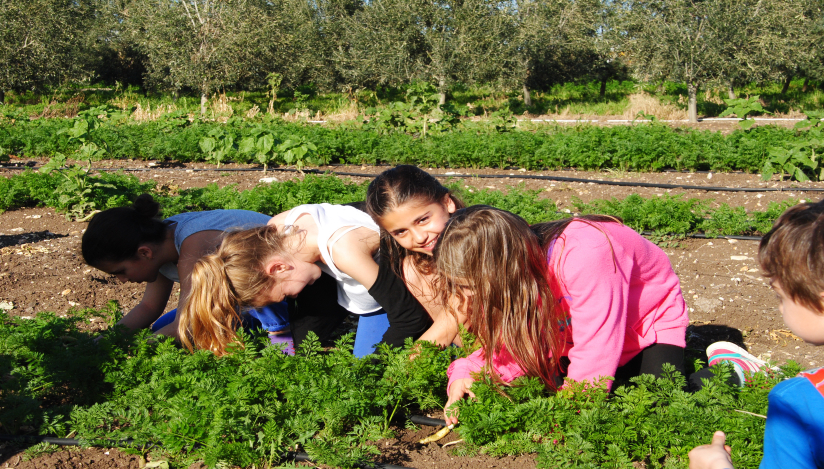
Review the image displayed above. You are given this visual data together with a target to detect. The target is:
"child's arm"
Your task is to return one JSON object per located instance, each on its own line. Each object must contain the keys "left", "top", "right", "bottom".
{"left": 688, "top": 431, "right": 734, "bottom": 469}
{"left": 154, "top": 230, "right": 225, "bottom": 339}
{"left": 116, "top": 276, "right": 174, "bottom": 330}
{"left": 329, "top": 226, "right": 381, "bottom": 289}
{"left": 444, "top": 347, "right": 527, "bottom": 424}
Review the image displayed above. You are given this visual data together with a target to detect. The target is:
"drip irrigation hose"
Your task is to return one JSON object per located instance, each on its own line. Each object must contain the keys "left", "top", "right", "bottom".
{"left": 2, "top": 163, "right": 823, "bottom": 193}
{"left": 0, "top": 434, "right": 412, "bottom": 469}
{"left": 0, "top": 414, "right": 454, "bottom": 468}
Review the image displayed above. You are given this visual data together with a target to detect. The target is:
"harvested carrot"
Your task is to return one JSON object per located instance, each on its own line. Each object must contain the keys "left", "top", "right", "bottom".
{"left": 418, "top": 424, "right": 454, "bottom": 444}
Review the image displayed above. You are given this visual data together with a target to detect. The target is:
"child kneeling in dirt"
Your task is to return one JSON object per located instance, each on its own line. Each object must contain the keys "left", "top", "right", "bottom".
{"left": 689, "top": 200, "right": 824, "bottom": 469}
{"left": 82, "top": 195, "right": 294, "bottom": 353}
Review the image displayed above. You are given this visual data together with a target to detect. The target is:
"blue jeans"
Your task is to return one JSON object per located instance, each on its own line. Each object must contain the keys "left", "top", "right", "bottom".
{"left": 353, "top": 310, "right": 390, "bottom": 357}
{"left": 150, "top": 302, "right": 290, "bottom": 333}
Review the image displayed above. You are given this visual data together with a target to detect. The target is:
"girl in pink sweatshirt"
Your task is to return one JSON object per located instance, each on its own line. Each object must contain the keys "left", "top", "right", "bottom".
{"left": 435, "top": 206, "right": 689, "bottom": 424}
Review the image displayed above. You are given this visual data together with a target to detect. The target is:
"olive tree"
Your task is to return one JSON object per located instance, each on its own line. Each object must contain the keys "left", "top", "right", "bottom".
{"left": 335, "top": 0, "right": 510, "bottom": 103}
{"left": 620, "top": 0, "right": 729, "bottom": 122}
{"left": 0, "top": 0, "right": 98, "bottom": 103}
{"left": 124, "top": 0, "right": 290, "bottom": 114}
{"left": 496, "top": 0, "right": 599, "bottom": 106}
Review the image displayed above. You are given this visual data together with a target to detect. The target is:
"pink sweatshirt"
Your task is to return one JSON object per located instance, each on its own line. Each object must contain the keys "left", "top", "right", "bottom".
{"left": 447, "top": 220, "right": 689, "bottom": 391}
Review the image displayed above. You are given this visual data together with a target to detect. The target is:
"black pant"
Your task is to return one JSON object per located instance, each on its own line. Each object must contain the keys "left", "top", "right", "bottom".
{"left": 613, "top": 343, "right": 686, "bottom": 384}
{"left": 287, "top": 271, "right": 351, "bottom": 348}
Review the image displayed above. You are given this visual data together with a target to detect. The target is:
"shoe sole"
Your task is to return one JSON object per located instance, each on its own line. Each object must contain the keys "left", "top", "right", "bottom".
{"left": 706, "top": 341, "right": 776, "bottom": 370}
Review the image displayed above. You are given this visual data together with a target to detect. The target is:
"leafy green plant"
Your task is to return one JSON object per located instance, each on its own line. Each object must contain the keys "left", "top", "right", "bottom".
{"left": 198, "top": 128, "right": 236, "bottom": 168}
{"left": 761, "top": 143, "right": 821, "bottom": 182}
{"left": 720, "top": 95, "right": 770, "bottom": 130}
{"left": 278, "top": 135, "right": 317, "bottom": 172}
{"left": 38, "top": 152, "right": 117, "bottom": 220}
{"left": 238, "top": 127, "right": 280, "bottom": 172}
{"left": 266, "top": 72, "right": 283, "bottom": 114}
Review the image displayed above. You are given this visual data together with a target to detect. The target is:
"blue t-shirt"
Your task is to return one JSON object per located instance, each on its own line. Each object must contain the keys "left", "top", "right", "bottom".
{"left": 760, "top": 368, "right": 824, "bottom": 468}
{"left": 159, "top": 210, "right": 272, "bottom": 282}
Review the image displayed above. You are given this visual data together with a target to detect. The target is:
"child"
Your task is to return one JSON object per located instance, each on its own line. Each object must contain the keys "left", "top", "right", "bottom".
{"left": 365, "top": 165, "right": 466, "bottom": 346}
{"left": 434, "top": 206, "right": 690, "bottom": 424}
{"left": 82, "top": 194, "right": 289, "bottom": 344}
{"left": 689, "top": 200, "right": 824, "bottom": 469}
{"left": 181, "top": 203, "right": 430, "bottom": 357}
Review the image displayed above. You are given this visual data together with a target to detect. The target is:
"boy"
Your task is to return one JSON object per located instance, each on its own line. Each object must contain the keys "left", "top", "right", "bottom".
{"left": 689, "top": 200, "right": 824, "bottom": 469}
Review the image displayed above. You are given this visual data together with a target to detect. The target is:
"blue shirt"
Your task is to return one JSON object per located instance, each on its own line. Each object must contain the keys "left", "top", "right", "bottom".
{"left": 158, "top": 210, "right": 272, "bottom": 282}
{"left": 760, "top": 370, "right": 824, "bottom": 468}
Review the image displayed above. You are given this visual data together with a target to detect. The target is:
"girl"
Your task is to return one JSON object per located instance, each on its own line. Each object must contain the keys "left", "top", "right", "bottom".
{"left": 435, "top": 206, "right": 689, "bottom": 424}
{"left": 81, "top": 194, "right": 289, "bottom": 343}
{"left": 365, "top": 165, "right": 466, "bottom": 346}
{"left": 180, "top": 202, "right": 431, "bottom": 356}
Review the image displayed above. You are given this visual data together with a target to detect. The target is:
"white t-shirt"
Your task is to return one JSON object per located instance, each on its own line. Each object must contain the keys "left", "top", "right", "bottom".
{"left": 283, "top": 204, "right": 382, "bottom": 314}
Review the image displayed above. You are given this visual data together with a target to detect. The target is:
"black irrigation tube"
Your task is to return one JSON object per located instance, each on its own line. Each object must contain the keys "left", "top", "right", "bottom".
{"left": 0, "top": 415, "right": 452, "bottom": 468}
{"left": 3, "top": 164, "right": 824, "bottom": 193}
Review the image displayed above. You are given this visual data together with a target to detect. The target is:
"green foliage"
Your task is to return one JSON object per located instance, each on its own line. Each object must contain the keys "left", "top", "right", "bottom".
{"left": 762, "top": 110, "right": 824, "bottom": 181}
{"left": 238, "top": 127, "right": 279, "bottom": 172}
{"left": 278, "top": 135, "right": 318, "bottom": 172}
{"left": 452, "top": 363, "right": 789, "bottom": 469}
{"left": 720, "top": 96, "right": 770, "bottom": 130}
{"left": 761, "top": 144, "right": 821, "bottom": 182}
{"left": 198, "top": 127, "right": 236, "bottom": 168}
{"left": 0, "top": 303, "right": 803, "bottom": 468}
{"left": 4, "top": 115, "right": 824, "bottom": 174}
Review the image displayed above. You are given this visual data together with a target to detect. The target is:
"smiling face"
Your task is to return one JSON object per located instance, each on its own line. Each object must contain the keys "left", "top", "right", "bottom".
{"left": 771, "top": 280, "right": 824, "bottom": 345}
{"left": 378, "top": 195, "right": 457, "bottom": 256}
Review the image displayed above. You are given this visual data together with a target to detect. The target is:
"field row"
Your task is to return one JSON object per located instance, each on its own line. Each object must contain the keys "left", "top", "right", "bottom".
{"left": 1, "top": 109, "right": 824, "bottom": 180}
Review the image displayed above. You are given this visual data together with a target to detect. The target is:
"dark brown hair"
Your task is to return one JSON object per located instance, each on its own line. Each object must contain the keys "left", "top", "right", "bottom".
{"left": 759, "top": 200, "right": 824, "bottom": 314}
{"left": 365, "top": 165, "right": 464, "bottom": 277}
{"left": 82, "top": 194, "right": 168, "bottom": 266}
{"left": 434, "top": 206, "right": 565, "bottom": 389}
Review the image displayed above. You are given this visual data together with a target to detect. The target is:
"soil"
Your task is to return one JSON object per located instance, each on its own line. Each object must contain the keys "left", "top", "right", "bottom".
{"left": 2, "top": 163, "right": 823, "bottom": 469}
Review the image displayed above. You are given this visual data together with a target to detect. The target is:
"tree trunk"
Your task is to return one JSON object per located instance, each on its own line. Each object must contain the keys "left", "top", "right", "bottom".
{"left": 600, "top": 78, "right": 608, "bottom": 99}
{"left": 781, "top": 75, "right": 792, "bottom": 94}
{"left": 802, "top": 77, "right": 810, "bottom": 92}
{"left": 687, "top": 83, "right": 699, "bottom": 123}
{"left": 727, "top": 82, "right": 736, "bottom": 100}
{"left": 523, "top": 84, "right": 532, "bottom": 107}
{"left": 438, "top": 77, "right": 447, "bottom": 105}
{"left": 200, "top": 92, "right": 208, "bottom": 116}
{"left": 0, "top": 89, "right": 5, "bottom": 105}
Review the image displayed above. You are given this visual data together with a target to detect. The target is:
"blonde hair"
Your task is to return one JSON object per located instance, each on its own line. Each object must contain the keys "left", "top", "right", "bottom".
{"left": 179, "top": 225, "right": 295, "bottom": 356}
{"left": 434, "top": 206, "right": 565, "bottom": 389}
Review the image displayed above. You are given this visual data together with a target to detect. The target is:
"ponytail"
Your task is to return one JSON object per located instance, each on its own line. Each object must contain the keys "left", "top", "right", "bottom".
{"left": 180, "top": 254, "right": 246, "bottom": 356}
{"left": 178, "top": 225, "right": 293, "bottom": 355}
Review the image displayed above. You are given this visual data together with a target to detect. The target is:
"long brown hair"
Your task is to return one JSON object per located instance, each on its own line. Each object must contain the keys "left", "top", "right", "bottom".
{"left": 365, "top": 165, "right": 464, "bottom": 280}
{"left": 434, "top": 206, "right": 565, "bottom": 389}
{"left": 179, "top": 225, "right": 296, "bottom": 356}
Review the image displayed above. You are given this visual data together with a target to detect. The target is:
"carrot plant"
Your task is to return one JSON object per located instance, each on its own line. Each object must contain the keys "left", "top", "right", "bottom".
{"left": 1, "top": 305, "right": 796, "bottom": 469}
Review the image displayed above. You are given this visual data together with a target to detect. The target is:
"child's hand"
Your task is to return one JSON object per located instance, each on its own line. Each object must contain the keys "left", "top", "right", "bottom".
{"left": 689, "top": 431, "right": 734, "bottom": 469}
{"left": 444, "top": 378, "right": 475, "bottom": 426}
